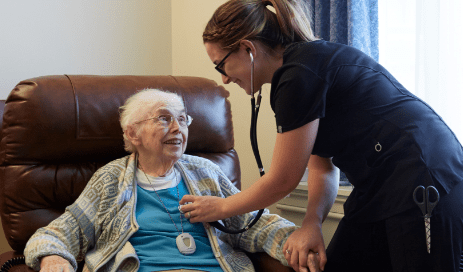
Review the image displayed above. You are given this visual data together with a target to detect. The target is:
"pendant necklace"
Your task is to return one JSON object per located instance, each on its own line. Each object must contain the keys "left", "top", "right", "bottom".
{"left": 138, "top": 162, "right": 196, "bottom": 255}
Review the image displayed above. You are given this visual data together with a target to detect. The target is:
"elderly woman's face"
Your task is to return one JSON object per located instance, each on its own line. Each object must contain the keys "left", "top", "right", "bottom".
{"left": 137, "top": 98, "right": 188, "bottom": 163}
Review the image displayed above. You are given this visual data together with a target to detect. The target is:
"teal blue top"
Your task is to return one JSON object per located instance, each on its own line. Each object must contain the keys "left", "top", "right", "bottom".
{"left": 129, "top": 176, "right": 222, "bottom": 272}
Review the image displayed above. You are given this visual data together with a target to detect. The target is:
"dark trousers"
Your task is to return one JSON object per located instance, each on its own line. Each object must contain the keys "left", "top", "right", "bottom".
{"left": 324, "top": 181, "right": 463, "bottom": 272}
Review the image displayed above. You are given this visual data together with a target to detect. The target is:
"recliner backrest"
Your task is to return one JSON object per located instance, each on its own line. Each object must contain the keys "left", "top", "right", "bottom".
{"left": 0, "top": 75, "right": 240, "bottom": 251}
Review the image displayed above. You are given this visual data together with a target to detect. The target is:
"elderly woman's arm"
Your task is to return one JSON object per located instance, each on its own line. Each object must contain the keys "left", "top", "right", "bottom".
{"left": 39, "top": 255, "right": 74, "bottom": 272}
{"left": 24, "top": 166, "right": 115, "bottom": 271}
{"left": 212, "top": 169, "right": 298, "bottom": 266}
{"left": 234, "top": 211, "right": 298, "bottom": 266}
{"left": 25, "top": 212, "right": 86, "bottom": 271}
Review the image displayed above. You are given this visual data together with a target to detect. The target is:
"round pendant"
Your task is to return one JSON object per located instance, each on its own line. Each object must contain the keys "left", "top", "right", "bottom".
{"left": 176, "top": 233, "right": 196, "bottom": 255}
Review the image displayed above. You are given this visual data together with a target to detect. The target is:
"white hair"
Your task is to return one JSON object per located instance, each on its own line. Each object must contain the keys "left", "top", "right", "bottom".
{"left": 119, "top": 88, "right": 184, "bottom": 153}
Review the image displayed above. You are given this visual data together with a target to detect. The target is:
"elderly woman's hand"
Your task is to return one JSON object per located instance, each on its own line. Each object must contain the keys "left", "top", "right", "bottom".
{"left": 40, "top": 255, "right": 74, "bottom": 272}
{"left": 179, "top": 195, "right": 228, "bottom": 223}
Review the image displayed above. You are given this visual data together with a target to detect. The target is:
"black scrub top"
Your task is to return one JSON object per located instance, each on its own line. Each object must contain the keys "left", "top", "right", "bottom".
{"left": 270, "top": 40, "right": 463, "bottom": 223}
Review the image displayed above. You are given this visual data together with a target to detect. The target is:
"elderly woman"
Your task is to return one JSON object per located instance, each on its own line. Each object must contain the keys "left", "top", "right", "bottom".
{"left": 24, "top": 89, "right": 298, "bottom": 272}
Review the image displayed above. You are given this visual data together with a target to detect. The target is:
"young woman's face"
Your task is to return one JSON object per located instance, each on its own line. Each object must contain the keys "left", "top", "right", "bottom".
{"left": 205, "top": 42, "right": 255, "bottom": 95}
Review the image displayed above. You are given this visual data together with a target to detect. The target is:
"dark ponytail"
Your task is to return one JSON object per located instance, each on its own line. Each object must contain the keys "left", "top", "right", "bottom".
{"left": 203, "top": 0, "right": 317, "bottom": 50}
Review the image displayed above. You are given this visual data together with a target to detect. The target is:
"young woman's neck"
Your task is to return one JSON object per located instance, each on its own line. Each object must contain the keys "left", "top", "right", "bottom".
{"left": 261, "top": 45, "right": 285, "bottom": 84}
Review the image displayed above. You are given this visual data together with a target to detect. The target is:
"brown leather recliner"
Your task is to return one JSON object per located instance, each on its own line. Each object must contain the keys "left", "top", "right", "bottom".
{"left": 0, "top": 75, "right": 293, "bottom": 272}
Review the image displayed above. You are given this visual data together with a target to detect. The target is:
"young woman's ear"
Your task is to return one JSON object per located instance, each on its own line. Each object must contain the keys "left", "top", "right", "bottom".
{"left": 240, "top": 39, "right": 257, "bottom": 58}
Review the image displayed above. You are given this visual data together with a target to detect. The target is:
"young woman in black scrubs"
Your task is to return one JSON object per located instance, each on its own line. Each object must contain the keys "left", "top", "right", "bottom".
{"left": 179, "top": 1, "right": 463, "bottom": 271}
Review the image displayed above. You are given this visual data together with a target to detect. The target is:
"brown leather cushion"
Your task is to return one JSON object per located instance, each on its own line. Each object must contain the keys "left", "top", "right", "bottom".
{"left": 0, "top": 75, "right": 240, "bottom": 252}
{"left": 0, "top": 100, "right": 5, "bottom": 139}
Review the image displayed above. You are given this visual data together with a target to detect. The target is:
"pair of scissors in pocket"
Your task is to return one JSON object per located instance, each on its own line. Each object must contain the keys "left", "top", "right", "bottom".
{"left": 413, "top": 185, "right": 440, "bottom": 254}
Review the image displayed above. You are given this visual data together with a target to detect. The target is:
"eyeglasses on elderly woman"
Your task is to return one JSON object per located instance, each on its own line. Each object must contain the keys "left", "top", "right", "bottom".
{"left": 134, "top": 114, "right": 193, "bottom": 128}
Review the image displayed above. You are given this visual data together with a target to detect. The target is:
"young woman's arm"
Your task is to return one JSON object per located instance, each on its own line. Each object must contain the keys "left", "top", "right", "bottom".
{"left": 180, "top": 119, "right": 319, "bottom": 221}
{"left": 283, "top": 155, "right": 339, "bottom": 272}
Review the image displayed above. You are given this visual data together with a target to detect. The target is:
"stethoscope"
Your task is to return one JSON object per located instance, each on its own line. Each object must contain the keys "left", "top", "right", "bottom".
{"left": 208, "top": 50, "right": 266, "bottom": 234}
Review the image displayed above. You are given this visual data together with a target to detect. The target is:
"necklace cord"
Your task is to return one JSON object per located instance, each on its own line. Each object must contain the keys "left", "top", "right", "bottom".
{"left": 138, "top": 162, "right": 184, "bottom": 234}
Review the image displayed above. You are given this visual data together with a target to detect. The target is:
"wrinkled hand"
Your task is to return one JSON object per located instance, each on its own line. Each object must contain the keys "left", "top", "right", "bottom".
{"left": 179, "top": 195, "right": 227, "bottom": 223}
{"left": 283, "top": 224, "right": 327, "bottom": 272}
{"left": 40, "top": 255, "right": 74, "bottom": 272}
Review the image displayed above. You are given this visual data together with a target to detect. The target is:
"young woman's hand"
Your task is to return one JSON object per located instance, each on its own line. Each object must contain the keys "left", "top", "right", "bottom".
{"left": 40, "top": 255, "right": 74, "bottom": 272}
{"left": 283, "top": 223, "right": 327, "bottom": 272}
{"left": 179, "top": 195, "right": 228, "bottom": 223}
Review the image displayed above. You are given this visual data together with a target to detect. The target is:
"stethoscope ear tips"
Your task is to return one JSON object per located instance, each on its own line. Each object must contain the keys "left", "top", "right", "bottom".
{"left": 247, "top": 48, "right": 253, "bottom": 58}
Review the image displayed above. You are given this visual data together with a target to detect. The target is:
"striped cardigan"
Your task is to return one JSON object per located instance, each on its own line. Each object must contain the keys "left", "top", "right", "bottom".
{"left": 25, "top": 153, "right": 297, "bottom": 272}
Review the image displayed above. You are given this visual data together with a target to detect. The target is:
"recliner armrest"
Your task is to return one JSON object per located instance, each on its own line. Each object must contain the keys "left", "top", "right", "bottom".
{"left": 0, "top": 251, "right": 32, "bottom": 272}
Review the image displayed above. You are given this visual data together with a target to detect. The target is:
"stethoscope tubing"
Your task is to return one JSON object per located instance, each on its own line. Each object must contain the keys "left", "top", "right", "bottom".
{"left": 249, "top": 49, "right": 264, "bottom": 175}
{"left": 251, "top": 96, "right": 265, "bottom": 175}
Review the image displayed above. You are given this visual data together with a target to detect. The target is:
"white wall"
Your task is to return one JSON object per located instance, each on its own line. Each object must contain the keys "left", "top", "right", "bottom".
{"left": 171, "top": 1, "right": 279, "bottom": 214}
{"left": 0, "top": 0, "right": 172, "bottom": 254}
{"left": 0, "top": 0, "right": 283, "bottom": 254}
{"left": 0, "top": 0, "right": 172, "bottom": 98}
